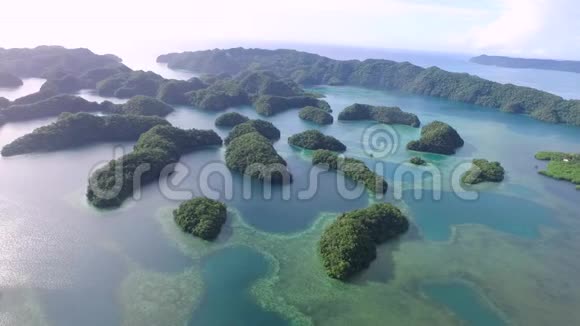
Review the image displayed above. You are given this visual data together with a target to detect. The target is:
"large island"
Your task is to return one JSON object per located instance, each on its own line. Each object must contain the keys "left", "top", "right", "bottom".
{"left": 158, "top": 48, "right": 580, "bottom": 126}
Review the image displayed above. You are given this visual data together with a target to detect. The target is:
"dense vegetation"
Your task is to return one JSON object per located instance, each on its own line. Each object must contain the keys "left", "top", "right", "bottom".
{"left": 0, "top": 46, "right": 127, "bottom": 79}
{"left": 157, "top": 78, "right": 206, "bottom": 105}
{"left": 535, "top": 151, "right": 580, "bottom": 190}
{"left": 312, "top": 149, "right": 387, "bottom": 193}
{"left": 173, "top": 197, "right": 227, "bottom": 240}
{"left": 471, "top": 55, "right": 580, "bottom": 74}
{"left": 1, "top": 113, "right": 168, "bottom": 156}
{"left": 288, "top": 130, "right": 346, "bottom": 152}
{"left": 409, "top": 156, "right": 426, "bottom": 165}
{"left": 338, "top": 103, "right": 420, "bottom": 127}
{"left": 406, "top": 121, "right": 464, "bottom": 155}
{"left": 87, "top": 125, "right": 222, "bottom": 208}
{"left": 225, "top": 132, "right": 291, "bottom": 183}
{"left": 214, "top": 112, "right": 249, "bottom": 127}
{"left": 186, "top": 70, "right": 328, "bottom": 114}
{"left": 254, "top": 95, "right": 331, "bottom": 116}
{"left": 96, "top": 70, "right": 166, "bottom": 98}
{"left": 299, "top": 106, "right": 333, "bottom": 125}
{"left": 461, "top": 159, "right": 505, "bottom": 184}
{"left": 0, "top": 71, "right": 23, "bottom": 87}
{"left": 112, "top": 95, "right": 173, "bottom": 117}
{"left": 0, "top": 95, "right": 113, "bottom": 123}
{"left": 224, "top": 119, "right": 280, "bottom": 144}
{"left": 319, "top": 203, "right": 409, "bottom": 280}
{"left": 158, "top": 48, "right": 580, "bottom": 126}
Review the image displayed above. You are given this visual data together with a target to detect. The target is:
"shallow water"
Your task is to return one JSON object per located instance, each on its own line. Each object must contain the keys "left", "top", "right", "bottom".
{"left": 421, "top": 281, "right": 506, "bottom": 326}
{"left": 0, "top": 48, "right": 579, "bottom": 326}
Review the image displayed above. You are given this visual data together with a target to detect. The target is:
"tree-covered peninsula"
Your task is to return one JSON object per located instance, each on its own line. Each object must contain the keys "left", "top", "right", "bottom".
{"left": 319, "top": 203, "right": 409, "bottom": 280}
{"left": 312, "top": 149, "right": 387, "bottom": 193}
{"left": 338, "top": 103, "right": 420, "bottom": 127}
{"left": 215, "top": 112, "right": 249, "bottom": 127}
{"left": 0, "top": 95, "right": 113, "bottom": 123}
{"left": 406, "top": 121, "right": 464, "bottom": 155}
{"left": 87, "top": 125, "right": 222, "bottom": 208}
{"left": 288, "top": 130, "right": 346, "bottom": 152}
{"left": 299, "top": 106, "right": 333, "bottom": 125}
{"left": 0, "top": 71, "right": 23, "bottom": 88}
{"left": 461, "top": 159, "right": 505, "bottom": 184}
{"left": 1, "top": 113, "right": 168, "bottom": 156}
{"left": 158, "top": 48, "right": 580, "bottom": 126}
{"left": 535, "top": 151, "right": 580, "bottom": 190}
{"left": 173, "top": 197, "right": 227, "bottom": 240}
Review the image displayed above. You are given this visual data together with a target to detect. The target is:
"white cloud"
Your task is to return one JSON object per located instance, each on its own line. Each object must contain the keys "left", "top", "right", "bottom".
{"left": 467, "top": 0, "right": 580, "bottom": 58}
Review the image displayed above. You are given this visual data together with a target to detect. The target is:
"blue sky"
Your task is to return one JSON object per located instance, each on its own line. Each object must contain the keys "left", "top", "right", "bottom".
{"left": 0, "top": 0, "right": 578, "bottom": 59}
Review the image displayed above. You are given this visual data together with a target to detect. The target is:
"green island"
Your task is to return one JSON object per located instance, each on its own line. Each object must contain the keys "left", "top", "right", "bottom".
{"left": 312, "top": 149, "right": 388, "bottom": 193}
{"left": 299, "top": 106, "right": 334, "bottom": 125}
{"left": 111, "top": 95, "right": 174, "bottom": 117}
{"left": 96, "top": 70, "right": 167, "bottom": 98}
{"left": 319, "top": 203, "right": 409, "bottom": 280}
{"left": 0, "top": 71, "right": 23, "bottom": 88}
{"left": 338, "top": 103, "right": 420, "bottom": 127}
{"left": 214, "top": 112, "right": 249, "bottom": 127}
{"left": 288, "top": 130, "right": 346, "bottom": 152}
{"left": 410, "top": 156, "right": 427, "bottom": 165}
{"left": 462, "top": 159, "right": 505, "bottom": 185}
{"left": 187, "top": 70, "right": 329, "bottom": 115}
{"left": 223, "top": 119, "right": 281, "bottom": 144}
{"left": 0, "top": 46, "right": 127, "bottom": 80}
{"left": 407, "top": 121, "right": 464, "bottom": 155}
{"left": 535, "top": 151, "right": 580, "bottom": 189}
{"left": 224, "top": 119, "right": 291, "bottom": 183}
{"left": 0, "top": 95, "right": 113, "bottom": 123}
{"left": 87, "top": 125, "right": 222, "bottom": 208}
{"left": 1, "top": 113, "right": 168, "bottom": 157}
{"left": 158, "top": 48, "right": 580, "bottom": 126}
{"left": 254, "top": 95, "right": 331, "bottom": 116}
{"left": 173, "top": 197, "right": 227, "bottom": 241}
{"left": 157, "top": 78, "right": 206, "bottom": 105}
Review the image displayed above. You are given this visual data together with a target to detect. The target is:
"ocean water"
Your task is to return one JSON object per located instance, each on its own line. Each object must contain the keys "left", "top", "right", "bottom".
{"left": 0, "top": 44, "right": 579, "bottom": 325}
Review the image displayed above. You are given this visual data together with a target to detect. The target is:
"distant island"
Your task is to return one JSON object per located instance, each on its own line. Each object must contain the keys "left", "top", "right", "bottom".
{"left": 461, "top": 159, "right": 505, "bottom": 185}
{"left": 338, "top": 104, "right": 420, "bottom": 127}
{"left": 535, "top": 151, "right": 580, "bottom": 190}
{"left": 173, "top": 197, "right": 227, "bottom": 241}
{"left": 312, "top": 149, "right": 387, "bottom": 194}
{"left": 407, "top": 121, "right": 464, "bottom": 155}
{"left": 288, "top": 130, "right": 346, "bottom": 152}
{"left": 87, "top": 125, "right": 222, "bottom": 208}
{"left": 158, "top": 48, "right": 580, "bottom": 126}
{"left": 1, "top": 113, "right": 168, "bottom": 156}
{"left": 471, "top": 55, "right": 580, "bottom": 74}
{"left": 319, "top": 203, "right": 409, "bottom": 280}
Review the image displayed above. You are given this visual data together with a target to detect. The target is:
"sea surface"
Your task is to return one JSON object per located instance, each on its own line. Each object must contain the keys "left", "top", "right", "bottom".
{"left": 0, "top": 44, "right": 579, "bottom": 326}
